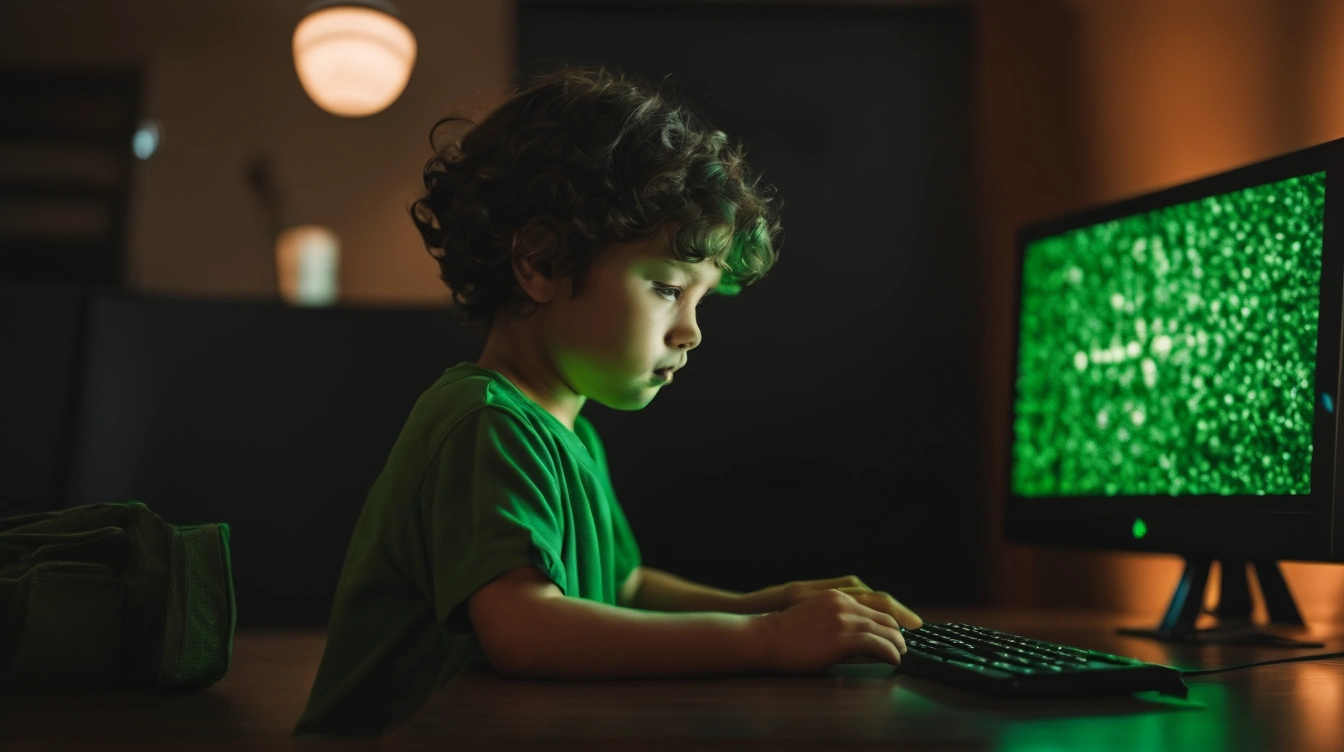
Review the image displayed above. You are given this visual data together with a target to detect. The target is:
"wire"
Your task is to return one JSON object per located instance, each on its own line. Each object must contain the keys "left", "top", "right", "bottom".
{"left": 1181, "top": 650, "right": 1344, "bottom": 676}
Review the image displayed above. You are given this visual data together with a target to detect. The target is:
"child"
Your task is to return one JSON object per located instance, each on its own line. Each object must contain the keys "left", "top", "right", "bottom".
{"left": 293, "top": 65, "right": 921, "bottom": 738}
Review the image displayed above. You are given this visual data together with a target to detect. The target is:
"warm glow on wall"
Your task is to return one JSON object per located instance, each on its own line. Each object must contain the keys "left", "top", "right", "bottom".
{"left": 292, "top": 0, "right": 417, "bottom": 118}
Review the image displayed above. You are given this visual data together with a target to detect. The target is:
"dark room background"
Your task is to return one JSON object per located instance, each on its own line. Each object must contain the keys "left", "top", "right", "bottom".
{"left": 516, "top": 1, "right": 983, "bottom": 604}
{"left": 7, "top": 0, "right": 1344, "bottom": 628}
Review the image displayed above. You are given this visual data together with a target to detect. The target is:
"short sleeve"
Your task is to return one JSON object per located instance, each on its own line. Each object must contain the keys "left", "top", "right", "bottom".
{"left": 427, "top": 406, "right": 569, "bottom": 633}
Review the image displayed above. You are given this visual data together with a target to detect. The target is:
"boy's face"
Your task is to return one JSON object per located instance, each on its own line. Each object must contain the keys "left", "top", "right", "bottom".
{"left": 544, "top": 225, "right": 722, "bottom": 411}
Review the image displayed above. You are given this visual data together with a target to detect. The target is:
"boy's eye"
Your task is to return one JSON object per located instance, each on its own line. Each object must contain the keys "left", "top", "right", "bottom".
{"left": 653, "top": 283, "right": 681, "bottom": 300}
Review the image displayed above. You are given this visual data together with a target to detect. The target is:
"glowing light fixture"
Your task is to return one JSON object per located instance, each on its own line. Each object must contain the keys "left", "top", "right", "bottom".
{"left": 292, "top": 0, "right": 417, "bottom": 117}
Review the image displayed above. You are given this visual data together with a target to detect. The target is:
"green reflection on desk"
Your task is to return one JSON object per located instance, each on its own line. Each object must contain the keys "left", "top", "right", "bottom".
{"left": 995, "top": 685, "right": 1228, "bottom": 752}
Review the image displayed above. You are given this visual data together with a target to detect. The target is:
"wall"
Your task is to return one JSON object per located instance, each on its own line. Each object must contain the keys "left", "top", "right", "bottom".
{"left": 978, "top": 0, "right": 1344, "bottom": 624}
{"left": 0, "top": 0, "right": 514, "bottom": 306}
{"left": 8, "top": 0, "right": 1344, "bottom": 621}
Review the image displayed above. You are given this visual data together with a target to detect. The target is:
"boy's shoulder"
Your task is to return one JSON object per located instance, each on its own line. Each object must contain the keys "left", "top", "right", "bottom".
{"left": 418, "top": 361, "right": 537, "bottom": 428}
{"left": 415, "top": 361, "right": 597, "bottom": 450}
{"left": 424, "top": 361, "right": 515, "bottom": 408}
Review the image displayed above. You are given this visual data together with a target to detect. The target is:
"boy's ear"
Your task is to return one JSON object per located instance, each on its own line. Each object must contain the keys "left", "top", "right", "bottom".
{"left": 510, "top": 219, "right": 563, "bottom": 304}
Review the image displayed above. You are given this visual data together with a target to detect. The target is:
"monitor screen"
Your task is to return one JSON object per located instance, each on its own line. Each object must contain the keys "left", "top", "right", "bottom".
{"left": 1012, "top": 171, "right": 1326, "bottom": 498}
{"left": 1005, "top": 139, "right": 1344, "bottom": 562}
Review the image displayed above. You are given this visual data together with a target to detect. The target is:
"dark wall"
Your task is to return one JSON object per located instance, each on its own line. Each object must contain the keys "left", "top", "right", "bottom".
{"left": 518, "top": 2, "right": 986, "bottom": 605}
{"left": 0, "top": 282, "right": 86, "bottom": 513}
{"left": 1, "top": 285, "right": 481, "bottom": 627}
{"left": 64, "top": 295, "right": 481, "bottom": 626}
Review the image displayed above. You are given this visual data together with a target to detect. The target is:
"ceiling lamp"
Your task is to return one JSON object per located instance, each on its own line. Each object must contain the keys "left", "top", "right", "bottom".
{"left": 292, "top": 0, "right": 417, "bottom": 118}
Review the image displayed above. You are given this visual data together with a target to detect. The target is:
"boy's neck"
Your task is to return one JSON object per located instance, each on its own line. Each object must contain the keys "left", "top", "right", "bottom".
{"left": 476, "top": 323, "right": 584, "bottom": 432}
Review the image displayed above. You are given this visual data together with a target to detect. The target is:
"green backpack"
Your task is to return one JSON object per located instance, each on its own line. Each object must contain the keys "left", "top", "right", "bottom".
{"left": 0, "top": 500, "right": 236, "bottom": 690}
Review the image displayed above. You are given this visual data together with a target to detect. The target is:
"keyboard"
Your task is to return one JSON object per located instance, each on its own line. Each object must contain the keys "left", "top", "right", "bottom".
{"left": 898, "top": 622, "right": 1189, "bottom": 698}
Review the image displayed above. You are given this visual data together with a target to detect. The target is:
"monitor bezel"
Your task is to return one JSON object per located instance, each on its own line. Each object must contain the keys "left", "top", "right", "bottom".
{"left": 1004, "top": 137, "right": 1344, "bottom": 562}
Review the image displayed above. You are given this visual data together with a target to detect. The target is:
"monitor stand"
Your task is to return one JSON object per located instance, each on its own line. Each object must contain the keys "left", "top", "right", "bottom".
{"left": 1117, "top": 557, "right": 1324, "bottom": 647}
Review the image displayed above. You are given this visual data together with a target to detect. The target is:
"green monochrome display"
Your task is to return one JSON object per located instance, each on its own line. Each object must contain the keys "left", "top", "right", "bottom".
{"left": 1012, "top": 171, "right": 1327, "bottom": 497}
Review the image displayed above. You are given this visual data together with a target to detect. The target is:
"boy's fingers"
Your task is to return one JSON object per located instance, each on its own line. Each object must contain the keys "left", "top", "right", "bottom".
{"left": 845, "top": 600, "right": 907, "bottom": 654}
{"left": 846, "top": 633, "right": 902, "bottom": 666}
{"left": 814, "top": 576, "right": 870, "bottom": 591}
{"left": 855, "top": 591, "right": 923, "bottom": 628}
{"left": 856, "top": 617, "right": 907, "bottom": 657}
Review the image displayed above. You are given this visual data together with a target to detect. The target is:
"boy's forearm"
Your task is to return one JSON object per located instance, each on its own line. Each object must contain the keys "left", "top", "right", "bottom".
{"left": 629, "top": 567, "right": 757, "bottom": 614}
{"left": 499, "top": 594, "right": 769, "bottom": 678}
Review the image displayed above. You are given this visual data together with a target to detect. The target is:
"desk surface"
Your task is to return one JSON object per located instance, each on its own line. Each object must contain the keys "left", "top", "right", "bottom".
{"left": 2, "top": 609, "right": 1343, "bottom": 751}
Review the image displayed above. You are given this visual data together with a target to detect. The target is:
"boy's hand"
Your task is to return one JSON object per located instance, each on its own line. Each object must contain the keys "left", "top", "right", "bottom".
{"left": 752, "top": 588, "right": 907, "bottom": 672}
{"left": 744, "top": 576, "right": 922, "bottom": 629}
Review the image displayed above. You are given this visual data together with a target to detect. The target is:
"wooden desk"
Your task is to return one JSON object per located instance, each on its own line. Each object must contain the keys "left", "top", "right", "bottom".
{"left": 392, "top": 608, "right": 1344, "bottom": 752}
{"left": 2, "top": 610, "right": 1342, "bottom": 751}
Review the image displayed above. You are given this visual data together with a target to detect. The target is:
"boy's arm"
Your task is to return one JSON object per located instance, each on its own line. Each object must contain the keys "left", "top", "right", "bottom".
{"left": 622, "top": 566, "right": 753, "bottom": 613}
{"left": 623, "top": 567, "right": 923, "bottom": 628}
{"left": 468, "top": 566, "right": 905, "bottom": 679}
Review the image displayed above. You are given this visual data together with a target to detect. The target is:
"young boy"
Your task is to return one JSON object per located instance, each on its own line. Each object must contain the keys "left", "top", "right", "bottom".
{"left": 293, "top": 66, "right": 921, "bottom": 738}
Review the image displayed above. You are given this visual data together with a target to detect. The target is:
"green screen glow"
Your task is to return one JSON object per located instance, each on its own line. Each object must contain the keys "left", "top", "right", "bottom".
{"left": 1012, "top": 171, "right": 1326, "bottom": 497}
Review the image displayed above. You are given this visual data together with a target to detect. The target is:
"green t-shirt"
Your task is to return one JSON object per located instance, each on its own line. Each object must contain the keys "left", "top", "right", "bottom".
{"left": 293, "top": 362, "right": 642, "bottom": 737}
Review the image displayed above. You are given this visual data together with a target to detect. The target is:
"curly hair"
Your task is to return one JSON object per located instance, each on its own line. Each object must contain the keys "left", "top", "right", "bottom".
{"left": 409, "top": 65, "right": 783, "bottom": 333}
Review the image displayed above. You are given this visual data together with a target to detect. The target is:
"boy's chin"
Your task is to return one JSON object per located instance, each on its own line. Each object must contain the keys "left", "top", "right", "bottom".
{"left": 591, "top": 390, "right": 659, "bottom": 412}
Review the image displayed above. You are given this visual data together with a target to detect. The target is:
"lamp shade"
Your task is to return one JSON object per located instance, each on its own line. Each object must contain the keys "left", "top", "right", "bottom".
{"left": 292, "top": 0, "right": 416, "bottom": 117}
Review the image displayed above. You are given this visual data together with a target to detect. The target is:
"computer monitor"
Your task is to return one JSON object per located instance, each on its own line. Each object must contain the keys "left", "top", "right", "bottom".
{"left": 1004, "top": 138, "right": 1344, "bottom": 645}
